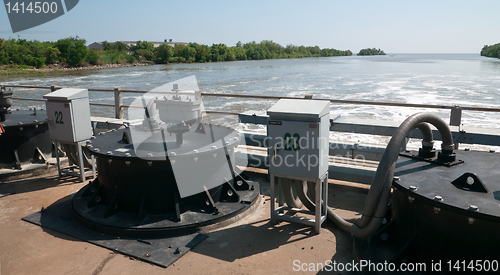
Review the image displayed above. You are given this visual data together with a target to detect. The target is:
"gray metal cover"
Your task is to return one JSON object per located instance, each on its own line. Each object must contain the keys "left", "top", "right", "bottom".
{"left": 44, "top": 88, "right": 92, "bottom": 143}
{"left": 43, "top": 88, "right": 88, "bottom": 101}
{"left": 267, "top": 99, "right": 330, "bottom": 179}
{"left": 267, "top": 99, "right": 330, "bottom": 121}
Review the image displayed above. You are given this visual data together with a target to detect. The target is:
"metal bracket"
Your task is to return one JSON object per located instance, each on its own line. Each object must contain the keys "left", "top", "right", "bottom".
{"left": 233, "top": 174, "right": 251, "bottom": 191}
{"left": 220, "top": 180, "right": 239, "bottom": 203}
{"left": 13, "top": 149, "right": 22, "bottom": 170}
{"left": 34, "top": 146, "right": 48, "bottom": 164}
{"left": 203, "top": 186, "right": 219, "bottom": 215}
{"left": 451, "top": 172, "right": 488, "bottom": 193}
{"left": 121, "top": 131, "right": 131, "bottom": 144}
{"left": 195, "top": 122, "right": 206, "bottom": 134}
{"left": 399, "top": 150, "right": 464, "bottom": 167}
{"left": 104, "top": 191, "right": 120, "bottom": 218}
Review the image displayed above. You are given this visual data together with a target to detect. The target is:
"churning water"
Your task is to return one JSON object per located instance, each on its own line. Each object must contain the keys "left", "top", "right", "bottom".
{"left": 3, "top": 54, "right": 500, "bottom": 149}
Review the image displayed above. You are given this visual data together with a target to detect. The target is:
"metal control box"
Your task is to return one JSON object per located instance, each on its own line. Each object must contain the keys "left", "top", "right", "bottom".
{"left": 267, "top": 99, "right": 330, "bottom": 179}
{"left": 43, "top": 88, "right": 92, "bottom": 143}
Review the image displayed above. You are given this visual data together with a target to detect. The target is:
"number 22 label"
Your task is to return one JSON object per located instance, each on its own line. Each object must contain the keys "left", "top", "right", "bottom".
{"left": 55, "top": 111, "right": 64, "bottom": 124}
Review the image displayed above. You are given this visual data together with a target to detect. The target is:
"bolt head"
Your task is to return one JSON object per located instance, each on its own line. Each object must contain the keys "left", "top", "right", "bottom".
{"left": 433, "top": 195, "right": 443, "bottom": 202}
{"left": 468, "top": 205, "right": 479, "bottom": 211}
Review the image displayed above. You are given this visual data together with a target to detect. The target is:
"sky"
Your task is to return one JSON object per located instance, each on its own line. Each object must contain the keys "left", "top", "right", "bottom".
{"left": 1, "top": 0, "right": 499, "bottom": 53}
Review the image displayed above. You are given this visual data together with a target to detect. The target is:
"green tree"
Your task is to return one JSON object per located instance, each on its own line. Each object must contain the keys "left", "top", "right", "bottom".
{"left": 0, "top": 39, "right": 9, "bottom": 64}
{"left": 358, "top": 48, "right": 386, "bottom": 56}
{"left": 55, "top": 36, "right": 88, "bottom": 66}
{"left": 43, "top": 47, "right": 60, "bottom": 64}
{"left": 234, "top": 47, "right": 247, "bottom": 60}
{"left": 103, "top": 41, "right": 129, "bottom": 52}
{"left": 155, "top": 43, "right": 173, "bottom": 64}
{"left": 189, "top": 43, "right": 209, "bottom": 62}
{"left": 181, "top": 45, "right": 196, "bottom": 62}
{"left": 209, "top": 44, "right": 230, "bottom": 62}
{"left": 86, "top": 50, "right": 100, "bottom": 65}
{"left": 130, "top": 41, "right": 155, "bottom": 61}
{"left": 481, "top": 43, "right": 500, "bottom": 58}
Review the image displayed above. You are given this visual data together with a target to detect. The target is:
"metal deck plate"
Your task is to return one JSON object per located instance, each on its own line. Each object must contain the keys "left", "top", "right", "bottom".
{"left": 22, "top": 198, "right": 207, "bottom": 268}
{"left": 395, "top": 150, "right": 500, "bottom": 218}
{"left": 1, "top": 109, "right": 47, "bottom": 127}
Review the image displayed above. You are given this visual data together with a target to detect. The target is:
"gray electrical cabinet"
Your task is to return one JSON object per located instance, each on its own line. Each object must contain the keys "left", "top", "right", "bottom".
{"left": 43, "top": 88, "right": 92, "bottom": 143}
{"left": 267, "top": 99, "right": 330, "bottom": 179}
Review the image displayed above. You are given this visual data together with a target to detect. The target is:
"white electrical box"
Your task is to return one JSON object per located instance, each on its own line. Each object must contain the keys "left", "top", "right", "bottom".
{"left": 43, "top": 88, "right": 92, "bottom": 143}
{"left": 267, "top": 99, "right": 330, "bottom": 179}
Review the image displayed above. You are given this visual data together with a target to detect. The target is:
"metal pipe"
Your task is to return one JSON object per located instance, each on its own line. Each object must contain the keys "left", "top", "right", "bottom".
{"left": 329, "top": 113, "right": 455, "bottom": 237}
{"left": 415, "top": 122, "right": 434, "bottom": 149}
{"left": 281, "top": 179, "right": 303, "bottom": 209}
{"left": 295, "top": 180, "right": 315, "bottom": 211}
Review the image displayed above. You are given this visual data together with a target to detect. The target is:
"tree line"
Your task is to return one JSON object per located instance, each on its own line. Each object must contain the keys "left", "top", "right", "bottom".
{"left": 102, "top": 40, "right": 352, "bottom": 64}
{"left": 0, "top": 37, "right": 352, "bottom": 69}
{"left": 480, "top": 43, "right": 500, "bottom": 58}
{"left": 357, "top": 48, "right": 386, "bottom": 56}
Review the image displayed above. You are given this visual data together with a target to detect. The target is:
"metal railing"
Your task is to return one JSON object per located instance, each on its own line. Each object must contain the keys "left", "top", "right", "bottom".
{"left": 3, "top": 83, "right": 500, "bottom": 125}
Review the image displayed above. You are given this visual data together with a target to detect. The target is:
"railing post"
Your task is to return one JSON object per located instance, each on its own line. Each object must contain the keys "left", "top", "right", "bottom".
{"left": 450, "top": 106, "right": 462, "bottom": 149}
{"left": 114, "top": 87, "right": 124, "bottom": 119}
{"left": 50, "top": 84, "right": 57, "bottom": 92}
{"left": 449, "top": 106, "right": 462, "bottom": 127}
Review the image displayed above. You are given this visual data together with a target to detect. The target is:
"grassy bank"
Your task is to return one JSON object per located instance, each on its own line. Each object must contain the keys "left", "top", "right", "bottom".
{"left": 0, "top": 65, "right": 47, "bottom": 76}
{"left": 0, "top": 63, "right": 151, "bottom": 76}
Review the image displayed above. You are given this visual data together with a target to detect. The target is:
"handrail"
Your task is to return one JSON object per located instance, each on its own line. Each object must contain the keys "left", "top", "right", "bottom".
{"left": 4, "top": 84, "right": 500, "bottom": 120}
{"left": 11, "top": 95, "right": 238, "bottom": 115}
{"left": 199, "top": 93, "right": 500, "bottom": 112}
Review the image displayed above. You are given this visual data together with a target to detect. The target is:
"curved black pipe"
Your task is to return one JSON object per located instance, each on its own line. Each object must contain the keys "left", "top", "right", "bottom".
{"left": 332, "top": 113, "right": 454, "bottom": 237}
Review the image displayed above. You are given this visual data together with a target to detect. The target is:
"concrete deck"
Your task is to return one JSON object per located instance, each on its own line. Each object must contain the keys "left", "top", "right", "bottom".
{"left": 0, "top": 167, "right": 368, "bottom": 274}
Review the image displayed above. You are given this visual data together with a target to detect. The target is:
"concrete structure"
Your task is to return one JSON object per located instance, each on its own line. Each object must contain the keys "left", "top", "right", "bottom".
{"left": 118, "top": 40, "right": 189, "bottom": 48}
{"left": 88, "top": 40, "right": 189, "bottom": 50}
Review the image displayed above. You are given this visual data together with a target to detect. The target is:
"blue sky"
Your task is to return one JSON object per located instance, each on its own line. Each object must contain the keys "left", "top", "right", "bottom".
{"left": 1, "top": 0, "right": 499, "bottom": 53}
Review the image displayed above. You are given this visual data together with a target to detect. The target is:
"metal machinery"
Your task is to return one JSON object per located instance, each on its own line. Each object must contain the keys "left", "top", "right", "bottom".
{"left": 349, "top": 113, "right": 500, "bottom": 270}
{"left": 0, "top": 87, "right": 53, "bottom": 180}
{"left": 261, "top": 105, "right": 500, "bottom": 266}
{"left": 267, "top": 99, "right": 330, "bottom": 233}
{"left": 43, "top": 88, "right": 95, "bottom": 182}
{"left": 355, "top": 150, "right": 500, "bottom": 265}
{"left": 71, "top": 85, "right": 260, "bottom": 237}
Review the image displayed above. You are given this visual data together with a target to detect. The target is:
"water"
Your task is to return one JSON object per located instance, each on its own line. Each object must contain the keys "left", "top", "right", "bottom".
{"left": 2, "top": 54, "right": 500, "bottom": 149}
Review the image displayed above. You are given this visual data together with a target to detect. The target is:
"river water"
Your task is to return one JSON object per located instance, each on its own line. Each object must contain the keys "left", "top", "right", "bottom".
{"left": 2, "top": 54, "right": 500, "bottom": 148}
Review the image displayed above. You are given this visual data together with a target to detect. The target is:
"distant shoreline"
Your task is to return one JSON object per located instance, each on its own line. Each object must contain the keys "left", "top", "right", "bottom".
{"left": 36, "top": 62, "right": 155, "bottom": 72}
{"left": 0, "top": 62, "right": 154, "bottom": 76}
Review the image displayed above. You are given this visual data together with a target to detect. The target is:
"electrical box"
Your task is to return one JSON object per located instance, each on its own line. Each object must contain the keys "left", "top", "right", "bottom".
{"left": 267, "top": 99, "right": 330, "bottom": 179}
{"left": 43, "top": 88, "right": 92, "bottom": 143}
